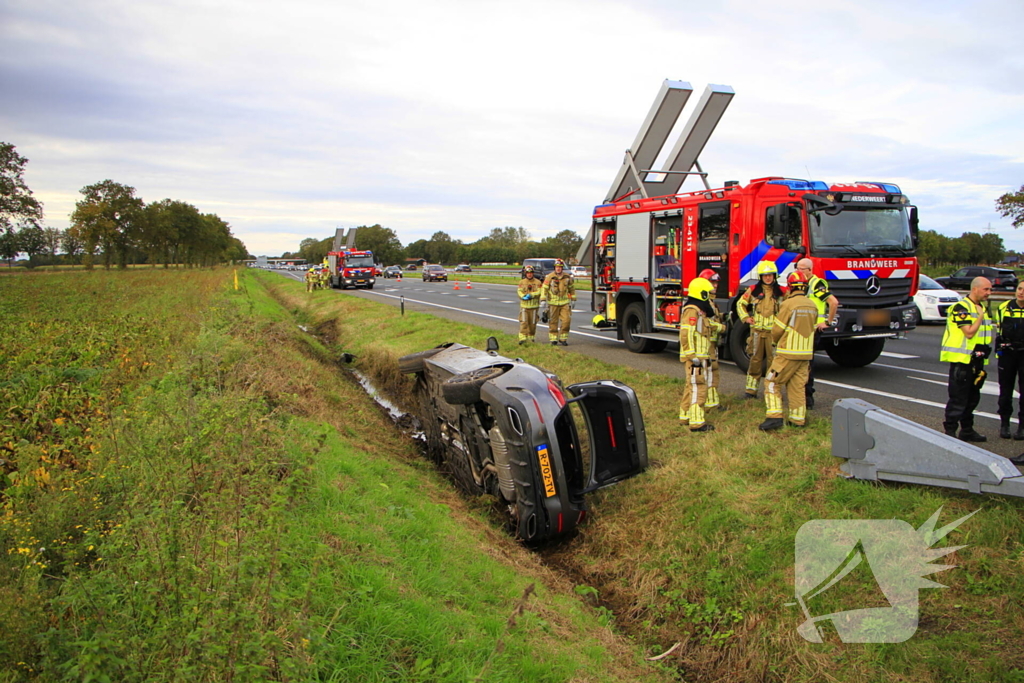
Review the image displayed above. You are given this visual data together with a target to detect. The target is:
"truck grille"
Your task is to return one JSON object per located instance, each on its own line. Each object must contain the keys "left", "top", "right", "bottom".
{"left": 829, "top": 277, "right": 911, "bottom": 308}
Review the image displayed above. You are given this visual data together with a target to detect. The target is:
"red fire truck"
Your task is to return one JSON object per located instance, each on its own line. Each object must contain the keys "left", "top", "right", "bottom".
{"left": 327, "top": 249, "right": 377, "bottom": 290}
{"left": 587, "top": 177, "right": 920, "bottom": 368}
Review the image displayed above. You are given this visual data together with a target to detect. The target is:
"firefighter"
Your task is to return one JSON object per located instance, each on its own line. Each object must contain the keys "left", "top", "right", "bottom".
{"left": 698, "top": 268, "right": 726, "bottom": 411}
{"left": 795, "top": 258, "right": 839, "bottom": 409}
{"left": 305, "top": 267, "right": 317, "bottom": 292}
{"left": 941, "top": 277, "right": 993, "bottom": 442}
{"left": 737, "top": 261, "right": 785, "bottom": 398}
{"left": 541, "top": 259, "right": 576, "bottom": 346}
{"left": 760, "top": 271, "right": 818, "bottom": 431}
{"left": 517, "top": 265, "right": 543, "bottom": 344}
{"left": 996, "top": 281, "right": 1024, "bottom": 439}
{"left": 679, "top": 277, "right": 716, "bottom": 432}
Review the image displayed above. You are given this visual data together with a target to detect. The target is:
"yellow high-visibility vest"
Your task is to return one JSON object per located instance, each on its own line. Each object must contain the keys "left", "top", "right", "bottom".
{"left": 940, "top": 299, "right": 992, "bottom": 364}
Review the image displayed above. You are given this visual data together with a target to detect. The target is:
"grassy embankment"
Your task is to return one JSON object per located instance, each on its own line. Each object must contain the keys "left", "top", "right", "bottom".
{"left": 5, "top": 267, "right": 1024, "bottom": 682}
{"left": 0, "top": 269, "right": 666, "bottom": 682}
{"left": 262, "top": 271, "right": 1024, "bottom": 682}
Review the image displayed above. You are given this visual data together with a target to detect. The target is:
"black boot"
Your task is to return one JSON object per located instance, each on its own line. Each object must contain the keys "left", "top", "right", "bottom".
{"left": 759, "top": 417, "right": 784, "bottom": 431}
{"left": 959, "top": 429, "right": 988, "bottom": 443}
{"left": 1001, "top": 420, "right": 1012, "bottom": 439}
{"left": 691, "top": 423, "right": 715, "bottom": 433}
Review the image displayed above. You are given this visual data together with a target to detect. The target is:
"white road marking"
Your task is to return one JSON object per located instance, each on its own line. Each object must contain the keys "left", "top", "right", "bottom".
{"left": 501, "top": 301, "right": 516, "bottom": 304}
{"left": 879, "top": 351, "right": 919, "bottom": 359}
{"left": 477, "top": 297, "right": 490, "bottom": 300}
{"left": 816, "top": 377, "right": 1008, "bottom": 423}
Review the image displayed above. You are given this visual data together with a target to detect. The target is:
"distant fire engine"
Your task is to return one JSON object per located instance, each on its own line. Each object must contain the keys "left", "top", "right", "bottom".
{"left": 580, "top": 81, "right": 919, "bottom": 369}
{"left": 327, "top": 249, "right": 376, "bottom": 290}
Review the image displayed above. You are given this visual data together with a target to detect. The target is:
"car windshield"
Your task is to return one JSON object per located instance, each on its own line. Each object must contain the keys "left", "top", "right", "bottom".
{"left": 808, "top": 206, "right": 913, "bottom": 252}
{"left": 919, "top": 275, "right": 943, "bottom": 290}
{"left": 345, "top": 255, "right": 375, "bottom": 267}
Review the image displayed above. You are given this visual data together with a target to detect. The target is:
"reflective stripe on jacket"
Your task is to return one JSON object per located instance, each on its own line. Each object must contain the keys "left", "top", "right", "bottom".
{"left": 517, "top": 277, "right": 542, "bottom": 309}
{"left": 541, "top": 272, "right": 575, "bottom": 306}
{"left": 678, "top": 304, "right": 712, "bottom": 361}
{"left": 940, "top": 298, "right": 993, "bottom": 364}
{"left": 995, "top": 299, "right": 1024, "bottom": 345}
{"left": 808, "top": 275, "right": 831, "bottom": 325}
{"left": 737, "top": 285, "right": 780, "bottom": 331}
{"left": 771, "top": 293, "right": 817, "bottom": 360}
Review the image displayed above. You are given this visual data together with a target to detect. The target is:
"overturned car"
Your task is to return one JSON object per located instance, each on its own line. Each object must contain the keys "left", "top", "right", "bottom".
{"left": 399, "top": 340, "right": 648, "bottom": 542}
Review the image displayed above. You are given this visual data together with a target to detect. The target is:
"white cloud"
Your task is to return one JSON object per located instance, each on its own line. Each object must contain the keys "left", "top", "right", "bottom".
{"left": 1, "top": 0, "right": 1022, "bottom": 255}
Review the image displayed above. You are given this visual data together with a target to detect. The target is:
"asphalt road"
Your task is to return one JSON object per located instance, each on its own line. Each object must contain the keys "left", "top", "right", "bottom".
{"left": 274, "top": 270, "right": 1024, "bottom": 459}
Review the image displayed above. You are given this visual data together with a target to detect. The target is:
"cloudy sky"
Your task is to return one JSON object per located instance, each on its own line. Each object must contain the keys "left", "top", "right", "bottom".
{"left": 2, "top": 0, "right": 1022, "bottom": 256}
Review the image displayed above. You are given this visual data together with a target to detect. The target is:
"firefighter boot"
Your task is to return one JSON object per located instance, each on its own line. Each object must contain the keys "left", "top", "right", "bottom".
{"left": 1016, "top": 423, "right": 1024, "bottom": 441}
{"left": 959, "top": 429, "right": 987, "bottom": 443}
{"left": 1001, "top": 419, "right": 1012, "bottom": 439}
{"left": 759, "top": 417, "right": 784, "bottom": 431}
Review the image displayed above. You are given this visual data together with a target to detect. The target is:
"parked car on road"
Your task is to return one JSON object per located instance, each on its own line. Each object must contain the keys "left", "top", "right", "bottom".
{"left": 935, "top": 266, "right": 1018, "bottom": 291}
{"left": 399, "top": 341, "right": 648, "bottom": 542}
{"left": 383, "top": 266, "right": 403, "bottom": 278}
{"left": 422, "top": 264, "right": 448, "bottom": 282}
{"left": 521, "top": 258, "right": 559, "bottom": 279}
{"left": 914, "top": 274, "right": 962, "bottom": 323}
{"left": 570, "top": 266, "right": 588, "bottom": 278}
{"left": 405, "top": 264, "right": 418, "bottom": 271}
{"left": 455, "top": 264, "right": 472, "bottom": 273}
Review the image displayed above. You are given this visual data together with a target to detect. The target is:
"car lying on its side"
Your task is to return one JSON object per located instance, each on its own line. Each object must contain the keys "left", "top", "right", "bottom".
{"left": 399, "top": 341, "right": 648, "bottom": 543}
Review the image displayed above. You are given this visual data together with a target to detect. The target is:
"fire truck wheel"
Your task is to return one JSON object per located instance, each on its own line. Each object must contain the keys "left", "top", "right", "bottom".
{"left": 398, "top": 347, "right": 446, "bottom": 374}
{"left": 622, "top": 302, "right": 667, "bottom": 353}
{"left": 728, "top": 319, "right": 752, "bottom": 373}
{"left": 824, "top": 338, "right": 885, "bottom": 368}
{"left": 442, "top": 366, "right": 505, "bottom": 405}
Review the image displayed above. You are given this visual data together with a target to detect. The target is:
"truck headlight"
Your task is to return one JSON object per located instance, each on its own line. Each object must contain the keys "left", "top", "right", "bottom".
{"left": 902, "top": 309, "right": 916, "bottom": 321}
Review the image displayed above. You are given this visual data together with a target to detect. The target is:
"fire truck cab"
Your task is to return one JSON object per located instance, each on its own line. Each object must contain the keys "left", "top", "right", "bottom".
{"left": 327, "top": 249, "right": 377, "bottom": 290}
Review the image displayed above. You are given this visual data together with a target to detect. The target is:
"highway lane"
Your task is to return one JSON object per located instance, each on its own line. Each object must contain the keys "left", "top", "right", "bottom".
{"left": 274, "top": 270, "right": 1024, "bottom": 459}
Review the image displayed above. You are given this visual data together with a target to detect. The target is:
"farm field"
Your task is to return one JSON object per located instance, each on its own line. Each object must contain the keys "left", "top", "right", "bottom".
{"left": 2, "top": 267, "right": 1023, "bottom": 682}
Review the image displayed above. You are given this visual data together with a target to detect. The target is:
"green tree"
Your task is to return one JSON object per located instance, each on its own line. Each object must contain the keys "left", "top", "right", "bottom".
{"left": 353, "top": 224, "right": 404, "bottom": 266}
{"left": 996, "top": 185, "right": 1024, "bottom": 229}
{"left": 538, "top": 229, "right": 583, "bottom": 263}
{"left": 0, "top": 142, "right": 44, "bottom": 234}
{"left": 0, "top": 228, "right": 20, "bottom": 265}
{"left": 61, "top": 228, "right": 83, "bottom": 265}
{"left": 17, "top": 225, "right": 46, "bottom": 266}
{"left": 70, "top": 180, "right": 145, "bottom": 269}
{"left": 42, "top": 227, "right": 62, "bottom": 263}
{"left": 424, "top": 231, "right": 460, "bottom": 264}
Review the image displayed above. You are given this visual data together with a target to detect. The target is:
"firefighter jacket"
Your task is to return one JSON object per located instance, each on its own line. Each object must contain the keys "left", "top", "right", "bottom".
{"left": 517, "top": 277, "right": 543, "bottom": 309}
{"left": 771, "top": 292, "right": 817, "bottom": 360}
{"left": 941, "top": 298, "right": 993, "bottom": 365}
{"left": 808, "top": 274, "right": 832, "bottom": 326}
{"left": 708, "top": 300, "right": 725, "bottom": 345}
{"left": 678, "top": 303, "right": 713, "bottom": 362}
{"left": 737, "top": 284, "right": 782, "bottom": 331}
{"left": 541, "top": 272, "right": 576, "bottom": 306}
{"left": 995, "top": 299, "right": 1024, "bottom": 349}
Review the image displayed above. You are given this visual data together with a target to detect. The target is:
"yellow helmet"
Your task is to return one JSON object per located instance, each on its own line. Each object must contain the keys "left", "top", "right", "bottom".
{"left": 756, "top": 261, "right": 778, "bottom": 276}
{"left": 687, "top": 277, "right": 715, "bottom": 301}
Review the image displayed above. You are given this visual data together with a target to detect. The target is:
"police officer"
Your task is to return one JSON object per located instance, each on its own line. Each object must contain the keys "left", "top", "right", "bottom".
{"left": 541, "top": 259, "right": 576, "bottom": 346}
{"left": 737, "top": 261, "right": 785, "bottom": 398}
{"left": 698, "top": 268, "right": 725, "bottom": 411}
{"left": 995, "top": 281, "right": 1024, "bottom": 439}
{"left": 941, "top": 277, "right": 993, "bottom": 442}
{"left": 517, "top": 265, "right": 543, "bottom": 344}
{"left": 760, "top": 271, "right": 818, "bottom": 431}
{"left": 679, "top": 277, "right": 716, "bottom": 432}
{"left": 795, "top": 258, "right": 839, "bottom": 409}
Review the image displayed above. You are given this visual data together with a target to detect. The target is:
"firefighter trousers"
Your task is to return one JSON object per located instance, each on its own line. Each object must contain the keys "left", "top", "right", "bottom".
{"left": 764, "top": 357, "right": 809, "bottom": 425}
{"left": 704, "top": 353, "right": 720, "bottom": 408}
{"left": 548, "top": 303, "right": 572, "bottom": 343}
{"left": 998, "top": 349, "right": 1024, "bottom": 422}
{"left": 679, "top": 360, "right": 708, "bottom": 429}
{"left": 745, "top": 329, "right": 775, "bottom": 395}
{"left": 945, "top": 362, "right": 984, "bottom": 433}
{"left": 519, "top": 307, "right": 538, "bottom": 342}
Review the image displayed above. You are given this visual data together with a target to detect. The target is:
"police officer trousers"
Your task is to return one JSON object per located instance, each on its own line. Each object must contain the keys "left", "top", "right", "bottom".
{"left": 944, "top": 362, "right": 984, "bottom": 433}
{"left": 998, "top": 348, "right": 1024, "bottom": 422}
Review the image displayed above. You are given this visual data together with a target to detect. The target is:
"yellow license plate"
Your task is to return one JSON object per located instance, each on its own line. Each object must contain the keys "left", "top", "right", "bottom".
{"left": 536, "top": 445, "right": 557, "bottom": 497}
{"left": 861, "top": 310, "right": 891, "bottom": 327}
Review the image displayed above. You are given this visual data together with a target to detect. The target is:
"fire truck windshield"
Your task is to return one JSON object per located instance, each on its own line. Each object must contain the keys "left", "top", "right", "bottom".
{"left": 345, "top": 255, "right": 375, "bottom": 267}
{"left": 808, "top": 206, "right": 912, "bottom": 253}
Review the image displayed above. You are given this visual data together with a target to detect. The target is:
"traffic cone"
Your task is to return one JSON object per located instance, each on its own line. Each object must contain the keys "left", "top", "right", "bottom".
{"left": 453, "top": 280, "right": 460, "bottom": 290}
{"left": 466, "top": 279, "right": 472, "bottom": 289}
{"left": 397, "top": 270, "right": 402, "bottom": 281}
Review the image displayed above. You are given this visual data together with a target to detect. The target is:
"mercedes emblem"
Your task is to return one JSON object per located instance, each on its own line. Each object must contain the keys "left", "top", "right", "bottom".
{"left": 865, "top": 275, "right": 882, "bottom": 296}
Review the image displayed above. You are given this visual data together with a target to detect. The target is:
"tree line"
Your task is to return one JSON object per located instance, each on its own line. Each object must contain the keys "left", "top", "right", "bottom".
{"left": 0, "top": 142, "right": 247, "bottom": 268}
{"left": 284, "top": 225, "right": 585, "bottom": 267}
{"left": 916, "top": 229, "right": 1006, "bottom": 267}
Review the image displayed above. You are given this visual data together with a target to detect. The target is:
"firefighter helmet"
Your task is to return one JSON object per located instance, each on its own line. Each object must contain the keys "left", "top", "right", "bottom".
{"left": 554, "top": 259, "right": 565, "bottom": 268}
{"left": 787, "top": 270, "right": 810, "bottom": 290}
{"left": 687, "top": 277, "right": 715, "bottom": 302}
{"left": 698, "top": 268, "right": 719, "bottom": 282}
{"left": 756, "top": 261, "right": 778, "bottom": 276}
{"left": 524, "top": 265, "right": 535, "bottom": 273}
{"left": 592, "top": 314, "right": 609, "bottom": 328}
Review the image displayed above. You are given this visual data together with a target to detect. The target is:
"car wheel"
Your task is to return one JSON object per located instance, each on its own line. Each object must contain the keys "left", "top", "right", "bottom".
{"left": 398, "top": 346, "right": 447, "bottom": 374}
{"left": 728, "top": 318, "right": 752, "bottom": 373}
{"left": 825, "top": 338, "right": 885, "bottom": 368}
{"left": 442, "top": 366, "right": 505, "bottom": 404}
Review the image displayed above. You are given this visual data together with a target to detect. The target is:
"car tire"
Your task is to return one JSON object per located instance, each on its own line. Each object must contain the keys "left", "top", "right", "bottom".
{"left": 398, "top": 347, "right": 446, "bottom": 374}
{"left": 621, "top": 302, "right": 667, "bottom": 353}
{"left": 442, "top": 366, "right": 505, "bottom": 405}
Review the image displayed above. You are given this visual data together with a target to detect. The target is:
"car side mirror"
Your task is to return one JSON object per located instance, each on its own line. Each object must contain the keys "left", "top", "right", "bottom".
{"left": 486, "top": 336, "right": 499, "bottom": 353}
